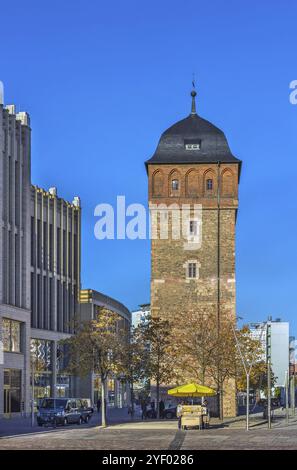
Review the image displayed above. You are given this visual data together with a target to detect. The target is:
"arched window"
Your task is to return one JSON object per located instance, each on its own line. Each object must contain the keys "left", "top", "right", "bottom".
{"left": 152, "top": 170, "right": 164, "bottom": 196}
{"left": 206, "top": 179, "right": 213, "bottom": 191}
{"left": 172, "top": 179, "right": 179, "bottom": 191}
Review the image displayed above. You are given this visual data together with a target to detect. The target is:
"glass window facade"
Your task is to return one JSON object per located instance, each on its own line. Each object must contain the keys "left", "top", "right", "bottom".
{"left": 3, "top": 319, "right": 21, "bottom": 352}
{"left": 31, "top": 339, "right": 53, "bottom": 400}
{"left": 4, "top": 369, "right": 22, "bottom": 414}
{"left": 31, "top": 339, "right": 52, "bottom": 372}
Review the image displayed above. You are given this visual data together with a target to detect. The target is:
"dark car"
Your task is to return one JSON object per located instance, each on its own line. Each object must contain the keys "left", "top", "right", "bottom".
{"left": 37, "top": 398, "right": 90, "bottom": 427}
{"left": 162, "top": 406, "right": 177, "bottom": 419}
{"left": 81, "top": 399, "right": 94, "bottom": 422}
{"left": 146, "top": 406, "right": 177, "bottom": 419}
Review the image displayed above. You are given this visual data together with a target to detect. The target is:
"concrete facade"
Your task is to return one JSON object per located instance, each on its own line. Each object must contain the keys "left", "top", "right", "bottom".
{"left": 0, "top": 93, "right": 130, "bottom": 418}
{"left": 0, "top": 104, "right": 32, "bottom": 417}
{"left": 131, "top": 303, "right": 150, "bottom": 329}
{"left": 30, "top": 186, "right": 81, "bottom": 404}
{"left": 251, "top": 319, "right": 290, "bottom": 387}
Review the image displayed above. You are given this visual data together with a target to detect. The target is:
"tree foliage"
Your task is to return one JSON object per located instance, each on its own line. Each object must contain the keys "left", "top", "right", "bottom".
{"left": 138, "top": 317, "right": 174, "bottom": 418}
{"left": 62, "top": 307, "right": 128, "bottom": 427}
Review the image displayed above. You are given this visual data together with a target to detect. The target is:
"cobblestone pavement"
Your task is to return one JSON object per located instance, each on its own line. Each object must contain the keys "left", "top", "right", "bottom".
{"left": 1, "top": 414, "right": 297, "bottom": 450}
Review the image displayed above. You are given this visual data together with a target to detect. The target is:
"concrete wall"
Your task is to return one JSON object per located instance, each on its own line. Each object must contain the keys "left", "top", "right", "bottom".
{"left": 0, "top": 104, "right": 31, "bottom": 418}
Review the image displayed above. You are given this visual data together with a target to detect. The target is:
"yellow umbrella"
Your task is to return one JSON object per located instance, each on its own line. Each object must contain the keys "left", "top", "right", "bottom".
{"left": 168, "top": 383, "right": 216, "bottom": 397}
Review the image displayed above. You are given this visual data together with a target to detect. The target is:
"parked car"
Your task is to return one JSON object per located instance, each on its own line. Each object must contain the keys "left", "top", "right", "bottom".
{"left": 37, "top": 398, "right": 91, "bottom": 427}
{"left": 162, "top": 406, "right": 177, "bottom": 419}
{"left": 81, "top": 398, "right": 94, "bottom": 422}
{"left": 146, "top": 405, "right": 177, "bottom": 419}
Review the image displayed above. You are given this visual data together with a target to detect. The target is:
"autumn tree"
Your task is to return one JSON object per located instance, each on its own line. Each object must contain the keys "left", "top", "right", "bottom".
{"left": 234, "top": 325, "right": 276, "bottom": 398}
{"left": 139, "top": 317, "right": 173, "bottom": 418}
{"left": 169, "top": 310, "right": 219, "bottom": 385}
{"left": 170, "top": 313, "right": 266, "bottom": 420}
{"left": 62, "top": 307, "right": 127, "bottom": 427}
{"left": 119, "top": 325, "right": 149, "bottom": 419}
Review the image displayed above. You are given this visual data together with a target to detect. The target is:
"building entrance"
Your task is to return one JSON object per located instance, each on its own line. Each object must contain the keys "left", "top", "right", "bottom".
{"left": 3, "top": 369, "right": 22, "bottom": 417}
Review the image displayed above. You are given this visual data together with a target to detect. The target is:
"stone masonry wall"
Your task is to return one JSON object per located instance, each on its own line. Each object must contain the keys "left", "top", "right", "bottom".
{"left": 148, "top": 163, "right": 239, "bottom": 417}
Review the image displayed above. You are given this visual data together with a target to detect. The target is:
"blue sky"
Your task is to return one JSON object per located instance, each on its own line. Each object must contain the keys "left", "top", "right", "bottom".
{"left": 1, "top": 0, "right": 297, "bottom": 332}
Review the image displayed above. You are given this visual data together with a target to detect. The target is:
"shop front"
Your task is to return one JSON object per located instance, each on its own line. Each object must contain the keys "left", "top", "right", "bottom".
{"left": 3, "top": 369, "right": 22, "bottom": 417}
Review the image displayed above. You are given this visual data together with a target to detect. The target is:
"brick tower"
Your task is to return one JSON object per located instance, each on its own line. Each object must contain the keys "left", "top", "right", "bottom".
{"left": 145, "top": 89, "right": 241, "bottom": 417}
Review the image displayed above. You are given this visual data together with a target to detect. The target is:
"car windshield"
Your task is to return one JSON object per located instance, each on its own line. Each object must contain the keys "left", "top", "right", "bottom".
{"left": 40, "top": 399, "right": 67, "bottom": 409}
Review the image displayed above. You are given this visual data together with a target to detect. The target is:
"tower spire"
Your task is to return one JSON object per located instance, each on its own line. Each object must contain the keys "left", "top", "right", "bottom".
{"left": 191, "top": 79, "right": 197, "bottom": 115}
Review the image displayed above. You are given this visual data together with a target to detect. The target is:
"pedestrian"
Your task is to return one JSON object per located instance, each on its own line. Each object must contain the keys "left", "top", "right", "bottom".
{"left": 141, "top": 401, "right": 147, "bottom": 420}
{"left": 159, "top": 400, "right": 165, "bottom": 418}
{"left": 177, "top": 401, "right": 184, "bottom": 429}
{"left": 150, "top": 401, "right": 156, "bottom": 418}
{"left": 97, "top": 398, "right": 101, "bottom": 413}
{"left": 202, "top": 399, "right": 209, "bottom": 429}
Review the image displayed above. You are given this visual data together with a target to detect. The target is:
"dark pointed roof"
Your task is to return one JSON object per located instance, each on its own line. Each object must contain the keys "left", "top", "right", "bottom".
{"left": 145, "top": 92, "right": 241, "bottom": 170}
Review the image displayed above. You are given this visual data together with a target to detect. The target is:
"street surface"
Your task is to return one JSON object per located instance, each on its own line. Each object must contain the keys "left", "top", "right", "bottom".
{"left": 1, "top": 408, "right": 297, "bottom": 450}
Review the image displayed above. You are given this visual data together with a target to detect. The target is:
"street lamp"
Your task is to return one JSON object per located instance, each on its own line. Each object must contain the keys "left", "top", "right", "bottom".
{"left": 232, "top": 323, "right": 266, "bottom": 431}
{"left": 31, "top": 355, "right": 35, "bottom": 427}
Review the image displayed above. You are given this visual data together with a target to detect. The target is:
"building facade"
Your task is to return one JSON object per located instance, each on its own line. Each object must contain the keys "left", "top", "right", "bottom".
{"left": 131, "top": 303, "right": 150, "bottom": 329}
{"left": 146, "top": 91, "right": 241, "bottom": 417}
{"left": 30, "top": 185, "right": 81, "bottom": 402}
{"left": 0, "top": 90, "right": 130, "bottom": 417}
{"left": 80, "top": 289, "right": 131, "bottom": 408}
{"left": 0, "top": 103, "right": 32, "bottom": 417}
{"left": 251, "top": 318, "right": 290, "bottom": 388}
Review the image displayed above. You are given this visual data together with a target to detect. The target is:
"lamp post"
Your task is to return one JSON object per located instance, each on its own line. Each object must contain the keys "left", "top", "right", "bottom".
{"left": 31, "top": 356, "right": 35, "bottom": 427}
{"left": 291, "top": 372, "right": 296, "bottom": 416}
{"left": 232, "top": 323, "right": 266, "bottom": 431}
{"left": 266, "top": 322, "right": 272, "bottom": 429}
{"left": 285, "top": 370, "right": 289, "bottom": 425}
{"left": 267, "top": 358, "right": 271, "bottom": 429}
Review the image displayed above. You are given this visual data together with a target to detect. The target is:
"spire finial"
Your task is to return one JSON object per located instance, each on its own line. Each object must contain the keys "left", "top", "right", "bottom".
{"left": 191, "top": 76, "right": 197, "bottom": 115}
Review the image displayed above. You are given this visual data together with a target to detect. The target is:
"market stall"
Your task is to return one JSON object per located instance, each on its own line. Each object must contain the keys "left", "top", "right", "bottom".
{"left": 168, "top": 383, "right": 216, "bottom": 430}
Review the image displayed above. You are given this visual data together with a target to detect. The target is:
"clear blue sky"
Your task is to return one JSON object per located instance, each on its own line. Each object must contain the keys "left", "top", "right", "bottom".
{"left": 1, "top": 1, "right": 297, "bottom": 332}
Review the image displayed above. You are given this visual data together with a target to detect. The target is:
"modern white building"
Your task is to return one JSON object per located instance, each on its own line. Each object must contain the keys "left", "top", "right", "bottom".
{"left": 250, "top": 318, "right": 290, "bottom": 387}
{"left": 131, "top": 303, "right": 150, "bottom": 329}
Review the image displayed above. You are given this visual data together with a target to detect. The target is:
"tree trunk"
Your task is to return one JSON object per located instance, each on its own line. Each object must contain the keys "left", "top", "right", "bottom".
{"left": 101, "top": 378, "right": 107, "bottom": 428}
{"left": 156, "top": 378, "right": 160, "bottom": 419}
{"left": 219, "top": 383, "right": 224, "bottom": 421}
{"left": 131, "top": 382, "right": 135, "bottom": 420}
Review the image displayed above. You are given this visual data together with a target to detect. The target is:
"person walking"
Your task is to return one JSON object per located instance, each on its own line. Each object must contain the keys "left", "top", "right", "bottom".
{"left": 97, "top": 398, "right": 101, "bottom": 414}
{"left": 150, "top": 401, "right": 156, "bottom": 418}
{"left": 159, "top": 400, "right": 165, "bottom": 418}
{"left": 202, "top": 399, "right": 209, "bottom": 429}
{"left": 141, "top": 401, "right": 147, "bottom": 420}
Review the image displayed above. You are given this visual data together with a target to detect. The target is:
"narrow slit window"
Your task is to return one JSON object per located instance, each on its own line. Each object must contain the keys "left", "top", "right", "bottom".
{"left": 189, "top": 220, "right": 198, "bottom": 236}
{"left": 172, "top": 179, "right": 179, "bottom": 191}
{"left": 206, "top": 179, "right": 213, "bottom": 191}
{"left": 188, "top": 262, "right": 197, "bottom": 279}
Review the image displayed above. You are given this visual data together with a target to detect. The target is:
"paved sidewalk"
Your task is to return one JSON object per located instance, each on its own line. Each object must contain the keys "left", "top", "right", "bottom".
{"left": 1, "top": 415, "right": 297, "bottom": 450}
{"left": 0, "top": 407, "right": 135, "bottom": 438}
